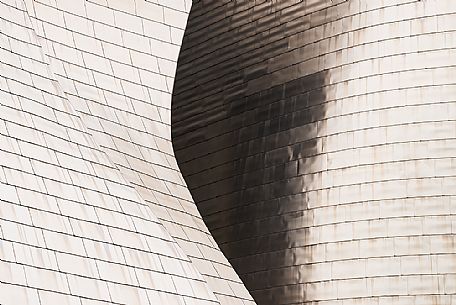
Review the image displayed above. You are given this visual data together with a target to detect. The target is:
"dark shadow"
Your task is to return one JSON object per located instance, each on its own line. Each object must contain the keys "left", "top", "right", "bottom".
{"left": 172, "top": 1, "right": 334, "bottom": 304}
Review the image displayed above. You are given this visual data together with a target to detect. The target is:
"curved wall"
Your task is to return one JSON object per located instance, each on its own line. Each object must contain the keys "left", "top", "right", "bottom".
{"left": 172, "top": 0, "right": 456, "bottom": 304}
{"left": 0, "top": 0, "right": 254, "bottom": 304}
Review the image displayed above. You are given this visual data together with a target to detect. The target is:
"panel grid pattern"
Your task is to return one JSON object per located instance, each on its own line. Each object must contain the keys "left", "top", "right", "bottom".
{"left": 0, "top": 0, "right": 254, "bottom": 304}
{"left": 172, "top": 0, "right": 456, "bottom": 304}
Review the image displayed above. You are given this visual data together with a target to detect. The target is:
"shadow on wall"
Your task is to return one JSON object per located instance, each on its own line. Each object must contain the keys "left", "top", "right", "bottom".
{"left": 172, "top": 1, "right": 332, "bottom": 304}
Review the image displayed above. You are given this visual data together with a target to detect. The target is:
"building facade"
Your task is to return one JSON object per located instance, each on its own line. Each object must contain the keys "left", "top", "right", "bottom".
{"left": 172, "top": 0, "right": 456, "bottom": 304}
{"left": 1, "top": 0, "right": 456, "bottom": 304}
{"left": 0, "top": 0, "right": 254, "bottom": 304}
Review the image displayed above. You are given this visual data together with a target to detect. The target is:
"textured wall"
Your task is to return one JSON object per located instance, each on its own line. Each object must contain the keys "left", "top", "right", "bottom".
{"left": 0, "top": 0, "right": 254, "bottom": 304}
{"left": 172, "top": 0, "right": 456, "bottom": 304}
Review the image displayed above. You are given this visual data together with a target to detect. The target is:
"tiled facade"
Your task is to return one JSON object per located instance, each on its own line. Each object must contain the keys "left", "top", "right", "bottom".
{"left": 0, "top": 0, "right": 254, "bottom": 304}
{"left": 172, "top": 0, "right": 456, "bottom": 304}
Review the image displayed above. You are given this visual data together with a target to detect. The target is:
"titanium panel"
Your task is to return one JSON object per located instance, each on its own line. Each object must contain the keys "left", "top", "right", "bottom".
{"left": 0, "top": 0, "right": 254, "bottom": 304}
{"left": 172, "top": 0, "right": 456, "bottom": 304}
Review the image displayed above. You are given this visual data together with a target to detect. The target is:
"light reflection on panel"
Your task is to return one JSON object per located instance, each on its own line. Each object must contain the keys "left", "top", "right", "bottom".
{"left": 173, "top": 0, "right": 456, "bottom": 304}
{"left": 0, "top": 0, "right": 256, "bottom": 304}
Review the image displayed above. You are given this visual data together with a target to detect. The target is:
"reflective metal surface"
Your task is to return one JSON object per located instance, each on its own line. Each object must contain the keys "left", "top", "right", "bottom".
{"left": 0, "top": 0, "right": 254, "bottom": 304}
{"left": 172, "top": 0, "right": 456, "bottom": 304}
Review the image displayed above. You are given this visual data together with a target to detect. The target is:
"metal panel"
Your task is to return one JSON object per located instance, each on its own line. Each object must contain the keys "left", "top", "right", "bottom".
{"left": 0, "top": 0, "right": 255, "bottom": 304}
{"left": 172, "top": 0, "right": 456, "bottom": 304}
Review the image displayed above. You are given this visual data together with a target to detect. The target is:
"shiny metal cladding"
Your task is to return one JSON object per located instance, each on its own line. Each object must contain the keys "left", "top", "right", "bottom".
{"left": 172, "top": 1, "right": 456, "bottom": 304}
